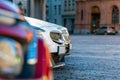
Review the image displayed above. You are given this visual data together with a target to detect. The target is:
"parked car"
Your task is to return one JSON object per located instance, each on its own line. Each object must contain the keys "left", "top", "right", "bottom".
{"left": 25, "top": 16, "right": 67, "bottom": 68}
{"left": 25, "top": 16, "right": 72, "bottom": 55}
{"left": 94, "top": 26, "right": 117, "bottom": 35}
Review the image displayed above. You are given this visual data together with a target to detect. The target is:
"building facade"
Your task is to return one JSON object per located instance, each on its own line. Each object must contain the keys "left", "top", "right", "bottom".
{"left": 46, "top": 0, "right": 62, "bottom": 25}
{"left": 75, "top": 0, "right": 120, "bottom": 34}
{"left": 62, "top": 0, "right": 76, "bottom": 34}
{"left": 10, "top": 0, "right": 46, "bottom": 20}
{"left": 46, "top": 0, "right": 76, "bottom": 34}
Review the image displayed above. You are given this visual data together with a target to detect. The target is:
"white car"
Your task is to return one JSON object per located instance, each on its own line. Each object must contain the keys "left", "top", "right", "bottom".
{"left": 32, "top": 19, "right": 72, "bottom": 55}
{"left": 49, "top": 23, "right": 72, "bottom": 55}
{"left": 25, "top": 16, "right": 68, "bottom": 68}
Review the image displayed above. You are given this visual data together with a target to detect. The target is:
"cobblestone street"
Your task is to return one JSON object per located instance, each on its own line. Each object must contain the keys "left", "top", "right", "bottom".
{"left": 54, "top": 35, "right": 120, "bottom": 80}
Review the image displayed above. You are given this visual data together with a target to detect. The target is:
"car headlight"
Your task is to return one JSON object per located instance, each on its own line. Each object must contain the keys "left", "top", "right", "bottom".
{"left": 61, "top": 30, "right": 70, "bottom": 42}
{"left": 62, "top": 30, "right": 68, "bottom": 34}
{"left": 50, "top": 32, "right": 63, "bottom": 44}
{"left": 62, "top": 34, "right": 70, "bottom": 42}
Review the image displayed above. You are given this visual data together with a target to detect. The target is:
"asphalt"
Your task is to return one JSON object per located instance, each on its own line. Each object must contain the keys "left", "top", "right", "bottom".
{"left": 53, "top": 35, "right": 120, "bottom": 80}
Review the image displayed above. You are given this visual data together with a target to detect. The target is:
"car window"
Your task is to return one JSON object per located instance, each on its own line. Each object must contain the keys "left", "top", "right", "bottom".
{"left": 100, "top": 26, "right": 107, "bottom": 29}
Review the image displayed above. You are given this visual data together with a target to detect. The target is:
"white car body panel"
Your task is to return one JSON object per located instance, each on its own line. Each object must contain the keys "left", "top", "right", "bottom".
{"left": 25, "top": 16, "right": 66, "bottom": 54}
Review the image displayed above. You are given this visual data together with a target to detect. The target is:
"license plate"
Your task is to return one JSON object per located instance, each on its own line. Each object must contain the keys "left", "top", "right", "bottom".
{"left": 58, "top": 46, "right": 66, "bottom": 54}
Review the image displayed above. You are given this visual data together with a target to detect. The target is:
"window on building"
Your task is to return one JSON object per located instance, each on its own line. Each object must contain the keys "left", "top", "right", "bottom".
{"left": 46, "top": 5, "right": 49, "bottom": 15}
{"left": 64, "top": 19, "right": 66, "bottom": 26}
{"left": 59, "top": 5, "right": 61, "bottom": 14}
{"left": 112, "top": 6, "right": 119, "bottom": 24}
{"left": 81, "top": 10, "right": 83, "bottom": 21}
{"left": 64, "top": 0, "right": 67, "bottom": 11}
{"left": 72, "top": 0, "right": 75, "bottom": 6}
{"left": 47, "top": 19, "right": 49, "bottom": 22}
{"left": 72, "top": 0, "right": 75, "bottom": 11}
{"left": 64, "top": 0, "right": 67, "bottom": 6}
{"left": 68, "top": 0, "right": 71, "bottom": 6}
{"left": 68, "top": 0, "right": 71, "bottom": 11}
{"left": 54, "top": 19, "right": 57, "bottom": 23}
{"left": 54, "top": 5, "right": 57, "bottom": 15}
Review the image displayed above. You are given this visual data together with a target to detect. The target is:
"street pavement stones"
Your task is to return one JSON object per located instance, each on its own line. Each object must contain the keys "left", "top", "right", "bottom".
{"left": 53, "top": 35, "right": 120, "bottom": 80}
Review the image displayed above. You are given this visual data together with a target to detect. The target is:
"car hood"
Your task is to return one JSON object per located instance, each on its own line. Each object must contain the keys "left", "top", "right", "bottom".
{"left": 24, "top": 16, "right": 64, "bottom": 33}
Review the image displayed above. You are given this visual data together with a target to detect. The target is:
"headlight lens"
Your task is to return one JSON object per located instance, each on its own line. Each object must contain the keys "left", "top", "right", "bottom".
{"left": 50, "top": 32, "right": 63, "bottom": 44}
{"left": 62, "top": 30, "right": 70, "bottom": 42}
{"left": 63, "top": 34, "right": 70, "bottom": 42}
{"left": 50, "top": 32, "right": 61, "bottom": 40}
{"left": 62, "top": 30, "right": 67, "bottom": 34}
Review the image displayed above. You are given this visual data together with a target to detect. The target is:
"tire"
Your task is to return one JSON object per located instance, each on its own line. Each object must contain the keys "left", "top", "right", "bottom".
{"left": 104, "top": 32, "right": 107, "bottom": 35}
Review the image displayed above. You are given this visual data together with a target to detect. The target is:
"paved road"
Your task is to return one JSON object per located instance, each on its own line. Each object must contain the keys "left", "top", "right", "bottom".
{"left": 53, "top": 35, "right": 120, "bottom": 80}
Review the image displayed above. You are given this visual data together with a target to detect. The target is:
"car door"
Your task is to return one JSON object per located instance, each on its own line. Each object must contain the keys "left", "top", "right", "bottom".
{"left": 100, "top": 27, "right": 107, "bottom": 34}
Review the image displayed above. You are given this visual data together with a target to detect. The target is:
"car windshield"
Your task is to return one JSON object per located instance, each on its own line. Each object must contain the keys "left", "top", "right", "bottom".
{"left": 100, "top": 26, "right": 107, "bottom": 29}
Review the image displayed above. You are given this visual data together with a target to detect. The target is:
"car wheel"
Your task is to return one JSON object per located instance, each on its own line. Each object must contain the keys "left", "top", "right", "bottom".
{"left": 104, "top": 32, "right": 107, "bottom": 35}
{"left": 115, "top": 31, "right": 118, "bottom": 35}
{"left": 94, "top": 33, "right": 97, "bottom": 35}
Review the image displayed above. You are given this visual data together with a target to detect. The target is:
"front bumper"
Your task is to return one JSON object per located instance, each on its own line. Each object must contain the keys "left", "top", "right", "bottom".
{"left": 107, "top": 32, "right": 116, "bottom": 35}
{"left": 51, "top": 53, "right": 65, "bottom": 68}
{"left": 49, "top": 44, "right": 66, "bottom": 55}
{"left": 57, "top": 46, "right": 66, "bottom": 55}
{"left": 49, "top": 45, "right": 66, "bottom": 68}
{"left": 50, "top": 45, "right": 66, "bottom": 68}
{"left": 65, "top": 43, "right": 72, "bottom": 55}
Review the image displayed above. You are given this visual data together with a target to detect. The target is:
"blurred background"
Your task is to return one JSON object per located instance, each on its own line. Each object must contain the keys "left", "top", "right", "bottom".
{"left": 9, "top": 0, "right": 75, "bottom": 34}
